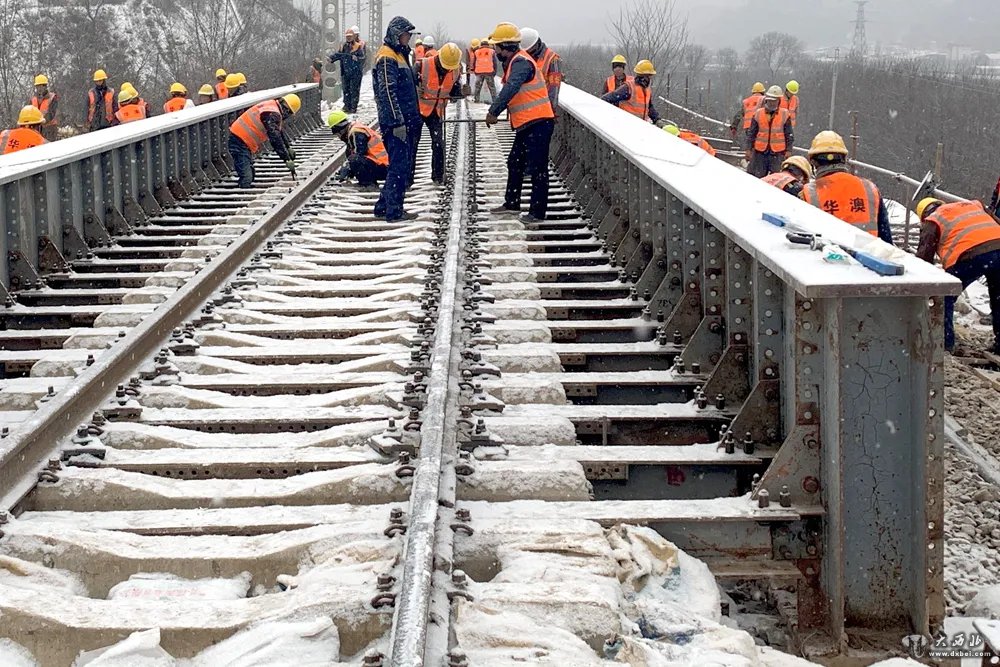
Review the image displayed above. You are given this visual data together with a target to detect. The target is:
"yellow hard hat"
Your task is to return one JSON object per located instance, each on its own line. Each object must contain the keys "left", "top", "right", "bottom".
{"left": 170, "top": 82, "right": 187, "bottom": 95}
{"left": 327, "top": 109, "right": 350, "bottom": 129}
{"left": 118, "top": 87, "right": 137, "bottom": 104}
{"left": 93, "top": 69, "right": 108, "bottom": 82}
{"left": 752, "top": 82, "right": 765, "bottom": 94}
{"left": 634, "top": 60, "right": 656, "bottom": 75}
{"left": 198, "top": 84, "right": 214, "bottom": 96}
{"left": 808, "top": 130, "right": 849, "bottom": 158}
{"left": 34, "top": 74, "right": 49, "bottom": 86}
{"left": 225, "top": 73, "right": 241, "bottom": 89}
{"left": 765, "top": 85, "right": 783, "bottom": 99}
{"left": 471, "top": 38, "right": 481, "bottom": 49}
{"left": 215, "top": 68, "right": 227, "bottom": 78}
{"left": 917, "top": 197, "right": 944, "bottom": 219}
{"left": 236, "top": 72, "right": 247, "bottom": 85}
{"left": 489, "top": 22, "right": 521, "bottom": 44}
{"left": 17, "top": 105, "right": 44, "bottom": 126}
{"left": 786, "top": 80, "right": 800, "bottom": 94}
{"left": 439, "top": 43, "right": 462, "bottom": 71}
{"left": 782, "top": 155, "right": 813, "bottom": 181}
{"left": 611, "top": 54, "right": 627, "bottom": 66}
{"left": 663, "top": 123, "right": 680, "bottom": 136}
{"left": 282, "top": 93, "right": 302, "bottom": 114}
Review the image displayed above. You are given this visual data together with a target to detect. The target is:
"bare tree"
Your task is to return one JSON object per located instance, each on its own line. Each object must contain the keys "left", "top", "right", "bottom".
{"left": 717, "top": 48, "right": 742, "bottom": 73}
{"left": 608, "top": 0, "right": 688, "bottom": 96}
{"left": 428, "top": 21, "right": 450, "bottom": 47}
{"left": 681, "top": 44, "right": 709, "bottom": 80}
{"left": 746, "top": 32, "right": 803, "bottom": 82}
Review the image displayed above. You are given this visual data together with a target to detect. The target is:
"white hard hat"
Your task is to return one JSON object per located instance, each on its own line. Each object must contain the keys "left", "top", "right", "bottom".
{"left": 350, "top": 25, "right": 360, "bottom": 35}
{"left": 423, "top": 35, "right": 435, "bottom": 47}
{"left": 520, "top": 27, "right": 540, "bottom": 50}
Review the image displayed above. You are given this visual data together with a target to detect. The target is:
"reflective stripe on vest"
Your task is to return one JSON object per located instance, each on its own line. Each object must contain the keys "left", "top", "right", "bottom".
{"left": 88, "top": 88, "right": 115, "bottom": 124}
{"left": 216, "top": 82, "right": 229, "bottom": 100}
{"left": 474, "top": 47, "right": 495, "bottom": 74}
{"left": 780, "top": 94, "right": 799, "bottom": 126}
{"left": 679, "top": 130, "right": 716, "bottom": 157}
{"left": 504, "top": 51, "right": 555, "bottom": 130}
{"left": 927, "top": 201, "right": 1000, "bottom": 269}
{"left": 164, "top": 97, "right": 187, "bottom": 113}
{"left": 620, "top": 80, "right": 651, "bottom": 120}
{"left": 752, "top": 107, "right": 789, "bottom": 152}
{"left": 762, "top": 172, "right": 798, "bottom": 192}
{"left": 802, "top": 172, "right": 880, "bottom": 235}
{"left": 115, "top": 103, "right": 147, "bottom": 124}
{"left": 350, "top": 125, "right": 389, "bottom": 167}
{"left": 538, "top": 48, "right": 561, "bottom": 87}
{"left": 230, "top": 100, "right": 281, "bottom": 153}
{"left": 31, "top": 95, "right": 57, "bottom": 127}
{"left": 741, "top": 93, "right": 762, "bottom": 129}
{"left": 1, "top": 128, "right": 46, "bottom": 154}
{"left": 419, "top": 57, "right": 456, "bottom": 117}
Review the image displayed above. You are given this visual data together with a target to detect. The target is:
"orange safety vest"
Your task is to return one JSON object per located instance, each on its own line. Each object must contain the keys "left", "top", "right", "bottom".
{"left": 536, "top": 47, "right": 562, "bottom": 88}
{"left": 605, "top": 74, "right": 631, "bottom": 95}
{"left": 419, "top": 57, "right": 457, "bottom": 118}
{"left": 678, "top": 130, "right": 716, "bottom": 157}
{"left": 741, "top": 93, "right": 763, "bottom": 129}
{"left": 926, "top": 200, "right": 1000, "bottom": 269}
{"left": 474, "top": 47, "right": 496, "bottom": 75}
{"left": 752, "top": 107, "right": 790, "bottom": 152}
{"left": 414, "top": 45, "right": 426, "bottom": 60}
{"left": 620, "top": 80, "right": 652, "bottom": 120}
{"left": 801, "top": 171, "right": 881, "bottom": 236}
{"left": 780, "top": 94, "right": 799, "bottom": 127}
{"left": 349, "top": 124, "right": 389, "bottom": 166}
{"left": 163, "top": 97, "right": 187, "bottom": 113}
{"left": 230, "top": 99, "right": 282, "bottom": 153}
{"left": 216, "top": 82, "right": 229, "bottom": 100}
{"left": 0, "top": 127, "right": 47, "bottom": 154}
{"left": 88, "top": 88, "right": 115, "bottom": 125}
{"left": 504, "top": 51, "right": 555, "bottom": 130}
{"left": 31, "top": 94, "right": 57, "bottom": 127}
{"left": 466, "top": 48, "right": 476, "bottom": 71}
{"left": 312, "top": 67, "right": 321, "bottom": 83}
{"left": 762, "top": 171, "right": 798, "bottom": 192}
{"left": 115, "top": 103, "right": 147, "bottom": 124}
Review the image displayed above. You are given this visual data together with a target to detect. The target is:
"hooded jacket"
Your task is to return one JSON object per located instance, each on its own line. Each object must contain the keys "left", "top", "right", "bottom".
{"left": 372, "top": 16, "right": 421, "bottom": 131}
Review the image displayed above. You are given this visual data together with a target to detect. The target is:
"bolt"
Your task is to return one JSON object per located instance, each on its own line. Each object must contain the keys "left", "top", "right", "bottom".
{"left": 673, "top": 330, "right": 682, "bottom": 345}
{"left": 743, "top": 431, "right": 755, "bottom": 455}
{"left": 695, "top": 387, "right": 707, "bottom": 409}
{"left": 377, "top": 574, "right": 395, "bottom": 591}
{"left": 779, "top": 485, "right": 791, "bottom": 507}
{"left": 86, "top": 354, "right": 95, "bottom": 366}
{"left": 715, "top": 394, "right": 726, "bottom": 410}
{"left": 690, "top": 362, "right": 700, "bottom": 374}
{"left": 363, "top": 650, "right": 385, "bottom": 667}
{"left": 451, "top": 569, "right": 468, "bottom": 587}
{"left": 752, "top": 473, "right": 761, "bottom": 489}
{"left": 456, "top": 508, "right": 471, "bottom": 523}
{"left": 758, "top": 489, "right": 770, "bottom": 508}
{"left": 723, "top": 430, "right": 735, "bottom": 455}
{"left": 673, "top": 357, "right": 685, "bottom": 374}
{"left": 448, "top": 650, "right": 469, "bottom": 667}
{"left": 657, "top": 309, "right": 665, "bottom": 322}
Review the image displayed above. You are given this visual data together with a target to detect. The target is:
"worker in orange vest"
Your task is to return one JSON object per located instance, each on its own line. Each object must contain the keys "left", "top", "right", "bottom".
{"left": 30, "top": 74, "right": 59, "bottom": 141}
{"left": 601, "top": 60, "right": 663, "bottom": 124}
{"left": 466, "top": 39, "right": 479, "bottom": 89}
{"left": 916, "top": 197, "right": 1000, "bottom": 352}
{"left": 472, "top": 40, "right": 499, "bottom": 103}
{"left": 730, "top": 82, "right": 765, "bottom": 142}
{"left": 800, "top": 130, "right": 892, "bottom": 244}
{"left": 419, "top": 36, "right": 438, "bottom": 62}
{"left": 228, "top": 93, "right": 301, "bottom": 188}
{"left": 86, "top": 69, "right": 118, "bottom": 131}
{"left": 120, "top": 83, "right": 154, "bottom": 119}
{"left": 485, "top": 22, "right": 556, "bottom": 223}
{"left": 602, "top": 55, "right": 631, "bottom": 96}
{"left": 310, "top": 57, "right": 323, "bottom": 84}
{"left": 761, "top": 155, "right": 812, "bottom": 197}
{"left": 520, "top": 28, "right": 561, "bottom": 112}
{"left": 663, "top": 123, "right": 716, "bottom": 157}
{"left": 197, "top": 84, "right": 216, "bottom": 105}
{"left": 328, "top": 110, "right": 389, "bottom": 187}
{"left": 116, "top": 87, "right": 148, "bottom": 124}
{"left": 1, "top": 106, "right": 48, "bottom": 155}
{"left": 780, "top": 81, "right": 800, "bottom": 128}
{"left": 746, "top": 86, "right": 792, "bottom": 178}
{"left": 214, "top": 69, "right": 229, "bottom": 100}
{"left": 413, "top": 39, "right": 425, "bottom": 62}
{"left": 163, "top": 83, "right": 194, "bottom": 113}
{"left": 416, "top": 43, "right": 462, "bottom": 184}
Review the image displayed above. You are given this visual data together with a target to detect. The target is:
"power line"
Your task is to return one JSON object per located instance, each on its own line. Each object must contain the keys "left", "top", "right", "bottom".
{"left": 851, "top": 0, "right": 868, "bottom": 59}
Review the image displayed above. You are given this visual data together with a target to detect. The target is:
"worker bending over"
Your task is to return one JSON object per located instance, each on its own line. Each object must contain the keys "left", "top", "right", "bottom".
{"left": 602, "top": 60, "right": 662, "bottom": 124}
{"left": 228, "top": 93, "right": 301, "bottom": 188}
{"left": 1, "top": 106, "right": 48, "bottom": 154}
{"left": 329, "top": 111, "right": 389, "bottom": 187}
{"left": 416, "top": 43, "right": 462, "bottom": 184}
{"left": 663, "top": 123, "right": 716, "bottom": 157}
{"left": 746, "top": 86, "right": 792, "bottom": 178}
{"left": 762, "top": 156, "right": 812, "bottom": 197}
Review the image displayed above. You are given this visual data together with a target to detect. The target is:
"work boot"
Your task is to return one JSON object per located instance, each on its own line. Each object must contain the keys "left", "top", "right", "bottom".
{"left": 490, "top": 204, "right": 519, "bottom": 215}
{"left": 386, "top": 211, "right": 419, "bottom": 222}
{"left": 518, "top": 212, "right": 544, "bottom": 224}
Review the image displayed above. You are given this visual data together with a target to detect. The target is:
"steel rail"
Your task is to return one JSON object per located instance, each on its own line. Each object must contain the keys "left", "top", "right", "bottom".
{"left": 0, "top": 139, "right": 350, "bottom": 513}
{"left": 389, "top": 102, "right": 469, "bottom": 667}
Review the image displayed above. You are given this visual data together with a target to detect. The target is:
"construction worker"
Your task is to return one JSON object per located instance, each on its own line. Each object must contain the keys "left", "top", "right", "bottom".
{"left": 466, "top": 39, "right": 480, "bottom": 89}
{"left": 915, "top": 197, "right": 1000, "bottom": 353}
{"left": 780, "top": 81, "right": 800, "bottom": 128}
{"left": 746, "top": 85, "right": 792, "bottom": 178}
{"left": 228, "top": 93, "right": 301, "bottom": 188}
{"left": 1, "top": 106, "right": 48, "bottom": 155}
{"left": 663, "top": 123, "right": 716, "bottom": 157}
{"left": 601, "top": 60, "right": 662, "bottom": 124}
{"left": 115, "top": 87, "right": 147, "bottom": 124}
{"left": 86, "top": 69, "right": 117, "bottom": 132}
{"left": 414, "top": 39, "right": 425, "bottom": 62}
{"left": 417, "top": 42, "right": 462, "bottom": 184}
{"left": 329, "top": 26, "right": 367, "bottom": 114}
{"left": 197, "top": 84, "right": 216, "bottom": 105}
{"left": 164, "top": 83, "right": 194, "bottom": 113}
{"left": 30, "top": 75, "right": 59, "bottom": 141}
{"left": 473, "top": 40, "right": 499, "bottom": 103}
{"left": 236, "top": 73, "right": 249, "bottom": 95}
{"left": 730, "top": 82, "right": 766, "bottom": 142}
{"left": 761, "top": 155, "right": 812, "bottom": 197}
{"left": 485, "top": 22, "right": 556, "bottom": 223}
{"left": 520, "top": 28, "right": 561, "bottom": 111}
{"left": 602, "top": 55, "right": 631, "bottom": 96}
{"left": 224, "top": 73, "right": 243, "bottom": 98}
{"left": 801, "top": 130, "right": 892, "bottom": 244}
{"left": 215, "top": 69, "right": 229, "bottom": 100}
{"left": 328, "top": 110, "right": 389, "bottom": 187}
{"left": 372, "top": 16, "right": 421, "bottom": 221}
{"left": 310, "top": 57, "right": 323, "bottom": 84}
{"left": 421, "top": 36, "right": 438, "bottom": 61}
{"left": 121, "top": 83, "right": 154, "bottom": 119}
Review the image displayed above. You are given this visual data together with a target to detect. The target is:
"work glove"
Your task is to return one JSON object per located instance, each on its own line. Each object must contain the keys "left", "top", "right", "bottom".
{"left": 744, "top": 150, "right": 752, "bottom": 162}
{"left": 654, "top": 119, "right": 666, "bottom": 129}
{"left": 484, "top": 113, "right": 499, "bottom": 127}
{"left": 392, "top": 125, "right": 407, "bottom": 141}
{"left": 285, "top": 159, "right": 296, "bottom": 173}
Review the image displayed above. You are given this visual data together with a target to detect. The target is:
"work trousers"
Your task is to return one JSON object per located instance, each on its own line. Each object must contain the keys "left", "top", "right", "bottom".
{"left": 474, "top": 75, "right": 497, "bottom": 103}
{"left": 375, "top": 130, "right": 412, "bottom": 220}
{"left": 747, "top": 150, "right": 785, "bottom": 178}
{"left": 504, "top": 119, "right": 555, "bottom": 219}
{"left": 228, "top": 132, "right": 255, "bottom": 189}
{"left": 945, "top": 248, "right": 1000, "bottom": 351}
{"left": 415, "top": 113, "right": 446, "bottom": 182}
{"left": 349, "top": 155, "right": 388, "bottom": 186}
{"left": 343, "top": 72, "right": 362, "bottom": 113}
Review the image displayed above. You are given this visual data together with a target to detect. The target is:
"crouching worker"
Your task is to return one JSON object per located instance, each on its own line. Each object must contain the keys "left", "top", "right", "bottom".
{"left": 328, "top": 110, "right": 389, "bottom": 187}
{"left": 228, "top": 93, "right": 301, "bottom": 188}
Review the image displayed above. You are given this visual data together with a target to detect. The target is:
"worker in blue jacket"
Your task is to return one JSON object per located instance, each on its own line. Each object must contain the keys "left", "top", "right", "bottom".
{"left": 372, "top": 15, "right": 422, "bottom": 222}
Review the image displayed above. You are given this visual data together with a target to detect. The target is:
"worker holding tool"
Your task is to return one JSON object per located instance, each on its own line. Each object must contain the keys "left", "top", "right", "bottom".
{"left": 916, "top": 197, "right": 1000, "bottom": 353}
{"left": 328, "top": 110, "right": 389, "bottom": 188}
{"left": 329, "top": 26, "right": 367, "bottom": 114}
{"left": 1, "top": 106, "right": 48, "bottom": 154}
{"left": 762, "top": 155, "right": 812, "bottom": 197}
{"left": 227, "top": 93, "right": 301, "bottom": 188}
{"left": 485, "top": 22, "right": 556, "bottom": 223}
{"left": 602, "top": 59, "right": 663, "bottom": 124}
{"left": 801, "top": 130, "right": 892, "bottom": 244}
{"left": 416, "top": 42, "right": 462, "bottom": 184}
{"left": 663, "top": 123, "right": 716, "bottom": 157}
{"left": 746, "top": 86, "right": 792, "bottom": 178}
{"left": 373, "top": 15, "right": 422, "bottom": 221}
{"left": 731, "top": 82, "right": 765, "bottom": 142}
{"left": 602, "top": 55, "right": 631, "bottom": 96}
{"left": 520, "top": 28, "right": 561, "bottom": 112}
